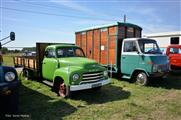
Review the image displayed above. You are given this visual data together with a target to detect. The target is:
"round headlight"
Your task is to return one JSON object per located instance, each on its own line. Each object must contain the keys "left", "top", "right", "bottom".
{"left": 72, "top": 74, "right": 79, "bottom": 81}
{"left": 104, "top": 71, "right": 108, "bottom": 76}
{"left": 5, "top": 72, "right": 15, "bottom": 82}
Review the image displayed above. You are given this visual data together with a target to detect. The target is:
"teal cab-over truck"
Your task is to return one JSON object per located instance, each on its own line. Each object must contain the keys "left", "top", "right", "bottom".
{"left": 14, "top": 43, "right": 110, "bottom": 97}
{"left": 0, "top": 32, "right": 20, "bottom": 114}
{"left": 75, "top": 22, "right": 170, "bottom": 85}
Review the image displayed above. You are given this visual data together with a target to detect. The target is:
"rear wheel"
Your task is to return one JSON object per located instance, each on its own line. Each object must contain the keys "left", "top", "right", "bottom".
{"left": 23, "top": 69, "right": 30, "bottom": 80}
{"left": 135, "top": 72, "right": 148, "bottom": 86}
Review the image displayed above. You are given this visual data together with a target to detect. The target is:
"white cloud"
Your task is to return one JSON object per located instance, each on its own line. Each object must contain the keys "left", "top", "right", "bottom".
{"left": 50, "top": 0, "right": 96, "bottom": 15}
{"left": 50, "top": 0, "right": 113, "bottom": 19}
{"left": 118, "top": 6, "right": 162, "bottom": 23}
{"left": 142, "top": 24, "right": 179, "bottom": 34}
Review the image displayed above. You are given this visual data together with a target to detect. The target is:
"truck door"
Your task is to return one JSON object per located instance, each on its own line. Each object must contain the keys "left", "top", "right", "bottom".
{"left": 121, "top": 41, "right": 139, "bottom": 76}
{"left": 42, "top": 48, "right": 58, "bottom": 81}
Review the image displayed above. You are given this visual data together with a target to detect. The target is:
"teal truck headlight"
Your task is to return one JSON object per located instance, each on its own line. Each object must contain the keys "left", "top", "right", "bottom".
{"left": 152, "top": 64, "right": 158, "bottom": 72}
{"left": 5, "top": 72, "right": 16, "bottom": 82}
{"left": 72, "top": 74, "right": 80, "bottom": 81}
{"left": 103, "top": 71, "right": 108, "bottom": 77}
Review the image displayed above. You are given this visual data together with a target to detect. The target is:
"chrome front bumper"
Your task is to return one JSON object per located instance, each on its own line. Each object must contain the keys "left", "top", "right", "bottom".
{"left": 70, "top": 79, "right": 111, "bottom": 91}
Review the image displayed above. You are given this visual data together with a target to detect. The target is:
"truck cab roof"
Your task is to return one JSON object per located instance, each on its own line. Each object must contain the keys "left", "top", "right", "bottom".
{"left": 47, "top": 44, "right": 76, "bottom": 48}
{"left": 124, "top": 38, "right": 156, "bottom": 41}
{"left": 168, "top": 44, "right": 181, "bottom": 48}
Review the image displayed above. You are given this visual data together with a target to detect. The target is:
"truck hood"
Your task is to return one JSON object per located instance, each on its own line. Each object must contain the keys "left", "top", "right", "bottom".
{"left": 149, "top": 54, "right": 169, "bottom": 64}
{"left": 58, "top": 57, "right": 99, "bottom": 68}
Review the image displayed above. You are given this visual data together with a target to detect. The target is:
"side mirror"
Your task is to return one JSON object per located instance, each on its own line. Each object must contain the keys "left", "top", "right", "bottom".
{"left": 10, "top": 32, "right": 15, "bottom": 41}
{"left": 0, "top": 42, "right": 2, "bottom": 49}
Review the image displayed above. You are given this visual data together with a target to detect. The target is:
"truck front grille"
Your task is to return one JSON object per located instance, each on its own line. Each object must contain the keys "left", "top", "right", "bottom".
{"left": 81, "top": 71, "right": 104, "bottom": 84}
{"left": 158, "top": 64, "right": 169, "bottom": 72}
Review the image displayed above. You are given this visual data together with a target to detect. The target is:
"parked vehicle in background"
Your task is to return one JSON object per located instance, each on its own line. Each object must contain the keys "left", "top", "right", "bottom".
{"left": 0, "top": 32, "right": 20, "bottom": 114}
{"left": 22, "top": 51, "right": 36, "bottom": 56}
{"left": 76, "top": 22, "right": 170, "bottom": 85}
{"left": 166, "top": 45, "right": 181, "bottom": 70}
{"left": 14, "top": 43, "right": 110, "bottom": 98}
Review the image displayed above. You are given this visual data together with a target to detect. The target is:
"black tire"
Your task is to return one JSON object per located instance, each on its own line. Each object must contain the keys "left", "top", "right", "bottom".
{"left": 135, "top": 72, "right": 149, "bottom": 86}
{"left": 23, "top": 69, "right": 30, "bottom": 80}
{"left": 54, "top": 79, "right": 71, "bottom": 98}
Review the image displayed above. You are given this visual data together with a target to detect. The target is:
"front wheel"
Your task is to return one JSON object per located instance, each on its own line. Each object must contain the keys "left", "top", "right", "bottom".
{"left": 135, "top": 72, "right": 149, "bottom": 86}
{"left": 58, "top": 82, "right": 71, "bottom": 98}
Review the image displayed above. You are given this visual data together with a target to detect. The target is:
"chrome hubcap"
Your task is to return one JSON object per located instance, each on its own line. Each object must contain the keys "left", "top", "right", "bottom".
{"left": 137, "top": 73, "right": 146, "bottom": 84}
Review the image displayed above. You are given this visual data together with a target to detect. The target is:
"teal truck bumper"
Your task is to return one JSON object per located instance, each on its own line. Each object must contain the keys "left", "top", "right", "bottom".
{"left": 70, "top": 78, "right": 111, "bottom": 91}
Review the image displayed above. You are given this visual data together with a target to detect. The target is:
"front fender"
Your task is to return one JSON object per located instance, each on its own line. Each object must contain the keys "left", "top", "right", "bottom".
{"left": 53, "top": 66, "right": 82, "bottom": 86}
{"left": 53, "top": 67, "right": 70, "bottom": 85}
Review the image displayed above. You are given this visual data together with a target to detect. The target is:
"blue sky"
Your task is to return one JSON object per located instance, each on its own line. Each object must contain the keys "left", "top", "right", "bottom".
{"left": 0, "top": 0, "right": 180, "bottom": 48}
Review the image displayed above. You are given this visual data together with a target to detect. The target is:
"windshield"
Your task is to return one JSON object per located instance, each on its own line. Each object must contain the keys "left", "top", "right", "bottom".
{"left": 138, "top": 40, "right": 162, "bottom": 54}
{"left": 169, "top": 47, "right": 181, "bottom": 54}
{"left": 56, "top": 47, "right": 85, "bottom": 58}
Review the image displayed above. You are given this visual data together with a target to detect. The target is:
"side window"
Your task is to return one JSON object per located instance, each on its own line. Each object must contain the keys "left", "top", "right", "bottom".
{"left": 124, "top": 41, "right": 137, "bottom": 52}
{"left": 46, "top": 49, "right": 55, "bottom": 58}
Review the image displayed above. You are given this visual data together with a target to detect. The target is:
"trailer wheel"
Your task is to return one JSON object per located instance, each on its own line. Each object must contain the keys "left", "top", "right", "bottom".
{"left": 135, "top": 72, "right": 148, "bottom": 86}
{"left": 23, "top": 69, "right": 30, "bottom": 80}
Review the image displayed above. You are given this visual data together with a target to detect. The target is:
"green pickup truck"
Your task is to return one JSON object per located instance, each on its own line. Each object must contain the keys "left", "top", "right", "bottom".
{"left": 14, "top": 43, "right": 110, "bottom": 97}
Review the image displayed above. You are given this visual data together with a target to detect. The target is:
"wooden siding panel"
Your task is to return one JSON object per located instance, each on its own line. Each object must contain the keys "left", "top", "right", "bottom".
{"left": 87, "top": 31, "right": 93, "bottom": 59}
{"left": 93, "top": 29, "right": 100, "bottom": 63}
{"left": 100, "top": 29, "right": 108, "bottom": 65}
{"left": 81, "top": 32, "right": 87, "bottom": 56}
{"left": 118, "top": 26, "right": 126, "bottom": 39}
{"left": 76, "top": 33, "right": 81, "bottom": 47}
{"left": 108, "top": 35, "right": 116, "bottom": 65}
{"left": 108, "top": 26, "right": 117, "bottom": 65}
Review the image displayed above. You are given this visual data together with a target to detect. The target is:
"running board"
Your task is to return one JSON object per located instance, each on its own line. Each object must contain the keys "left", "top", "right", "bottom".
{"left": 42, "top": 80, "right": 53, "bottom": 87}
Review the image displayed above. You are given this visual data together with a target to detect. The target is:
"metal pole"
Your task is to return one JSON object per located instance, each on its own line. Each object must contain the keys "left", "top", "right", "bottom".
{"left": 0, "top": 36, "right": 10, "bottom": 41}
{"left": 2, "top": 40, "right": 12, "bottom": 46}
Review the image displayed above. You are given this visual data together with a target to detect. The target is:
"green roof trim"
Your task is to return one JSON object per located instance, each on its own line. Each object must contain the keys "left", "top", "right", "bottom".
{"left": 75, "top": 22, "right": 142, "bottom": 33}
{"left": 47, "top": 44, "right": 76, "bottom": 48}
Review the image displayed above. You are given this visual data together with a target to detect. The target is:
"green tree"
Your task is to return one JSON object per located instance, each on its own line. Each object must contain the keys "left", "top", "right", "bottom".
{"left": 1, "top": 47, "right": 8, "bottom": 54}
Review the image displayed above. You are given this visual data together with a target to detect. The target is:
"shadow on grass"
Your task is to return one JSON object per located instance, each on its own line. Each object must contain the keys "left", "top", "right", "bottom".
{"left": 19, "top": 85, "right": 77, "bottom": 120}
{"left": 71, "top": 85, "right": 130, "bottom": 105}
{"left": 149, "top": 73, "right": 181, "bottom": 90}
{"left": 112, "top": 72, "right": 181, "bottom": 90}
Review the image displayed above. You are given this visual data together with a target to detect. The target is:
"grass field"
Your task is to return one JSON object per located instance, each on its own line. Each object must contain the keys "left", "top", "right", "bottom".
{"left": 2, "top": 55, "right": 181, "bottom": 120}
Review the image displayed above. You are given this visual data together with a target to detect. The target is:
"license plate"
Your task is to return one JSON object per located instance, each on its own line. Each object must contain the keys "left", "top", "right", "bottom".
{"left": 92, "top": 83, "right": 102, "bottom": 88}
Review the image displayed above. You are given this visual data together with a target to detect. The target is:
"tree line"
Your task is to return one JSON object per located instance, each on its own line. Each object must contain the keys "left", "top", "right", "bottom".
{"left": 1, "top": 47, "right": 36, "bottom": 54}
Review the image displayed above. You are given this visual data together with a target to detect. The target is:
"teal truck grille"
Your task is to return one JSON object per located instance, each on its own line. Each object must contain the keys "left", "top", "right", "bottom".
{"left": 158, "top": 64, "right": 169, "bottom": 72}
{"left": 81, "top": 71, "right": 104, "bottom": 84}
